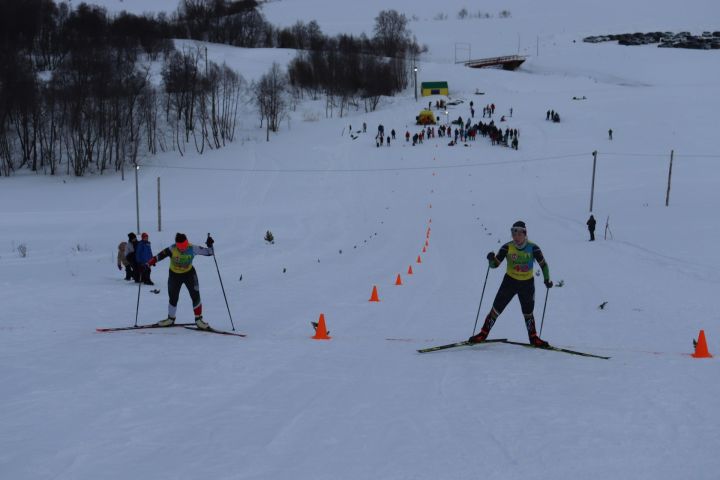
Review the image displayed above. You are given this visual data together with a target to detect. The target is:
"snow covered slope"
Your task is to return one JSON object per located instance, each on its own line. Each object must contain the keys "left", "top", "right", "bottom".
{"left": 2, "top": 1, "right": 720, "bottom": 479}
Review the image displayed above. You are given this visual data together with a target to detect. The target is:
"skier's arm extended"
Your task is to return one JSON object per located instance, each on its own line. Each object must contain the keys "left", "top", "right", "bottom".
{"left": 487, "top": 243, "right": 509, "bottom": 268}
{"left": 532, "top": 244, "right": 551, "bottom": 283}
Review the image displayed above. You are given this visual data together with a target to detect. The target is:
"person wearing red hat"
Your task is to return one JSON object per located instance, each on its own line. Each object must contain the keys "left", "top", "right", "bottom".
{"left": 135, "top": 233, "right": 154, "bottom": 285}
{"left": 147, "top": 233, "right": 214, "bottom": 330}
{"left": 469, "top": 221, "right": 552, "bottom": 347}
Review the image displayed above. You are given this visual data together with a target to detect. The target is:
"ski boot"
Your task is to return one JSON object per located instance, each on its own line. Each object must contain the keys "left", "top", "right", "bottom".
{"left": 157, "top": 316, "right": 176, "bottom": 327}
{"left": 529, "top": 333, "right": 549, "bottom": 348}
{"left": 468, "top": 329, "right": 488, "bottom": 344}
{"left": 195, "top": 316, "right": 210, "bottom": 331}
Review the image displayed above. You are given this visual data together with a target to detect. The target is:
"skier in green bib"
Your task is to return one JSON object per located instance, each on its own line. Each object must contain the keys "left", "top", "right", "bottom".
{"left": 469, "top": 221, "right": 552, "bottom": 346}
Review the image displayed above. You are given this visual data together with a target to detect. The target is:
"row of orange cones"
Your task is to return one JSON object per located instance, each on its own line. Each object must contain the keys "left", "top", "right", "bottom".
{"left": 313, "top": 219, "right": 432, "bottom": 340}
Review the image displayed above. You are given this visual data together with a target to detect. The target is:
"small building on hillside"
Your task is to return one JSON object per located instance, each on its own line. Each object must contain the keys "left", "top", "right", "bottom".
{"left": 421, "top": 81, "right": 449, "bottom": 96}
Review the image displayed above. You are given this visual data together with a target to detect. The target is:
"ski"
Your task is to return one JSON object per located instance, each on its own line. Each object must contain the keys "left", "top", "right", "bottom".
{"left": 96, "top": 323, "right": 194, "bottom": 332}
{"left": 183, "top": 326, "right": 246, "bottom": 337}
{"left": 418, "top": 338, "right": 507, "bottom": 354}
{"left": 500, "top": 340, "right": 610, "bottom": 360}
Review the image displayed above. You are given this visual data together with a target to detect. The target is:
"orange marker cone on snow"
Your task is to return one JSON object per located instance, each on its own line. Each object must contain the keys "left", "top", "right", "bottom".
{"left": 312, "top": 313, "right": 331, "bottom": 340}
{"left": 692, "top": 330, "right": 712, "bottom": 358}
{"left": 422, "top": 246, "right": 427, "bottom": 253}
{"left": 407, "top": 265, "right": 414, "bottom": 275}
{"left": 395, "top": 274, "right": 403, "bottom": 286}
{"left": 369, "top": 285, "right": 380, "bottom": 302}
{"left": 416, "top": 255, "right": 422, "bottom": 264}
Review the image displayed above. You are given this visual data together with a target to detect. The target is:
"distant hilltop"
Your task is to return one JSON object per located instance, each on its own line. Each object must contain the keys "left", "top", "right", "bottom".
{"left": 584, "top": 31, "right": 720, "bottom": 49}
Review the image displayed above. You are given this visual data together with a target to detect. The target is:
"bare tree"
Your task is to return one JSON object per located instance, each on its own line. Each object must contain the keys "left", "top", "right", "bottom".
{"left": 256, "top": 62, "right": 287, "bottom": 141}
{"left": 373, "top": 10, "right": 410, "bottom": 58}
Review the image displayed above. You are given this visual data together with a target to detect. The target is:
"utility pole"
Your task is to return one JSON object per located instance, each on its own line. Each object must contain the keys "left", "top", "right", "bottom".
{"left": 665, "top": 150, "right": 674, "bottom": 207}
{"left": 589, "top": 150, "right": 597, "bottom": 212}
{"left": 134, "top": 165, "right": 140, "bottom": 234}
{"left": 157, "top": 177, "right": 162, "bottom": 232}
{"left": 414, "top": 66, "right": 418, "bottom": 101}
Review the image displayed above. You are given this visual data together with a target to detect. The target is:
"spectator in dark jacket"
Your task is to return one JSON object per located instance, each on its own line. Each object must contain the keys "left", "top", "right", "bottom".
{"left": 587, "top": 215, "right": 597, "bottom": 241}
{"left": 125, "top": 233, "right": 139, "bottom": 282}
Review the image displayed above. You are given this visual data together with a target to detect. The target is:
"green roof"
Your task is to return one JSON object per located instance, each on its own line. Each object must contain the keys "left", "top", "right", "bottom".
{"left": 421, "top": 82, "right": 448, "bottom": 89}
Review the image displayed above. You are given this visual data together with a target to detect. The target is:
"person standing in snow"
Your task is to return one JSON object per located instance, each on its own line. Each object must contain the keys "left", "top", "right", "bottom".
{"left": 587, "top": 214, "right": 596, "bottom": 241}
{"left": 469, "top": 221, "right": 552, "bottom": 347}
{"left": 608, "top": 128, "right": 613, "bottom": 140}
{"left": 125, "top": 232, "right": 139, "bottom": 282}
{"left": 135, "top": 232, "right": 154, "bottom": 285}
{"left": 147, "top": 233, "right": 214, "bottom": 330}
{"left": 117, "top": 241, "right": 132, "bottom": 280}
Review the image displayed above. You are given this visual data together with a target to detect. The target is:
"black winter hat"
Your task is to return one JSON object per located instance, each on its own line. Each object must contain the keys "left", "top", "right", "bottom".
{"left": 512, "top": 221, "right": 526, "bottom": 230}
{"left": 128, "top": 232, "right": 137, "bottom": 239}
{"left": 175, "top": 233, "right": 187, "bottom": 243}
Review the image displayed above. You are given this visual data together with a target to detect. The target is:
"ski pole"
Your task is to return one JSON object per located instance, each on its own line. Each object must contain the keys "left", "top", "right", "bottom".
{"left": 208, "top": 233, "right": 235, "bottom": 331}
{"left": 134, "top": 272, "right": 142, "bottom": 327}
{"left": 471, "top": 264, "right": 491, "bottom": 336}
{"left": 539, "top": 287, "right": 550, "bottom": 337}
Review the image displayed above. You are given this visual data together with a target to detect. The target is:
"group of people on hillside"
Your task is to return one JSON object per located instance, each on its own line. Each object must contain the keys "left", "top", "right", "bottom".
{"left": 117, "top": 232, "right": 154, "bottom": 285}
{"left": 375, "top": 125, "right": 396, "bottom": 147}
{"left": 546, "top": 109, "right": 561, "bottom": 122}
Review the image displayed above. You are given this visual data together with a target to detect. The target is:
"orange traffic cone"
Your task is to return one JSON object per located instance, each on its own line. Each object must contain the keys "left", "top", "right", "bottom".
{"left": 312, "top": 313, "right": 331, "bottom": 340}
{"left": 407, "top": 265, "right": 414, "bottom": 275}
{"left": 416, "top": 255, "right": 422, "bottom": 264}
{"left": 422, "top": 246, "right": 427, "bottom": 253}
{"left": 425, "top": 240, "right": 429, "bottom": 247}
{"left": 369, "top": 285, "right": 380, "bottom": 302}
{"left": 395, "top": 274, "right": 403, "bottom": 286}
{"left": 692, "top": 330, "right": 712, "bottom": 358}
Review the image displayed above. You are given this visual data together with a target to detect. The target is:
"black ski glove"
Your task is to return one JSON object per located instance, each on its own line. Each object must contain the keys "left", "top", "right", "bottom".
{"left": 544, "top": 280, "right": 553, "bottom": 289}
{"left": 486, "top": 252, "right": 495, "bottom": 261}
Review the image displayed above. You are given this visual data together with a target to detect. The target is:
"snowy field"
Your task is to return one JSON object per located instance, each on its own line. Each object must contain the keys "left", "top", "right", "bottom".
{"left": 2, "top": 1, "right": 720, "bottom": 479}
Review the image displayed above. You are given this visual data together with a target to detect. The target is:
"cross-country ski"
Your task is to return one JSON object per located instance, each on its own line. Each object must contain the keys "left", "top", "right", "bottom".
{"left": 96, "top": 323, "right": 194, "bottom": 332}
{"left": 183, "top": 326, "right": 246, "bottom": 337}
{"left": 418, "top": 338, "right": 507, "bottom": 353}
{"left": 500, "top": 340, "right": 611, "bottom": 360}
